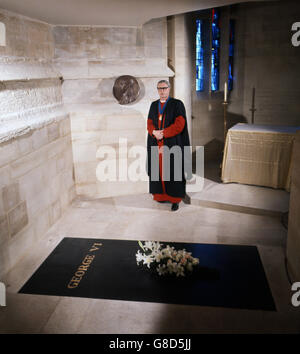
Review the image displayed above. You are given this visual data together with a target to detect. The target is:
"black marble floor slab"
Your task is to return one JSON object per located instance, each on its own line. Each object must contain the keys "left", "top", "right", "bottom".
{"left": 19, "top": 238, "right": 276, "bottom": 311}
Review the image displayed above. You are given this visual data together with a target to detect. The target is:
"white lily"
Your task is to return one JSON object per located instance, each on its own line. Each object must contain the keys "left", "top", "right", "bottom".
{"left": 154, "top": 252, "right": 164, "bottom": 263}
{"left": 152, "top": 241, "right": 162, "bottom": 251}
{"left": 144, "top": 241, "right": 154, "bottom": 251}
{"left": 143, "top": 254, "right": 154, "bottom": 268}
{"left": 162, "top": 245, "right": 174, "bottom": 258}
{"left": 136, "top": 250, "right": 144, "bottom": 265}
{"left": 136, "top": 241, "right": 199, "bottom": 276}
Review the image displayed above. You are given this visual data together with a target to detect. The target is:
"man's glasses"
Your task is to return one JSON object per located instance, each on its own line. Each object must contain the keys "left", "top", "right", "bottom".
{"left": 157, "top": 87, "right": 169, "bottom": 91}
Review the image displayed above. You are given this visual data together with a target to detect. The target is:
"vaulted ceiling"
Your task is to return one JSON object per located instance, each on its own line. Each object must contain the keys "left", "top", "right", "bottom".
{"left": 0, "top": 0, "right": 276, "bottom": 26}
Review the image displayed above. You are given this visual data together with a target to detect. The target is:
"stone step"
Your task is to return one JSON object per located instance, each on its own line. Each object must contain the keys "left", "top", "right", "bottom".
{"left": 188, "top": 179, "right": 290, "bottom": 217}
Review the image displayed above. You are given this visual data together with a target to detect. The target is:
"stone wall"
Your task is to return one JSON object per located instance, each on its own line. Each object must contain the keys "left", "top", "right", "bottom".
{"left": 53, "top": 19, "right": 173, "bottom": 198}
{"left": 167, "top": 15, "right": 192, "bottom": 140}
{"left": 0, "top": 9, "right": 75, "bottom": 276}
{"left": 240, "top": 0, "right": 300, "bottom": 126}
{"left": 0, "top": 120, "right": 75, "bottom": 276}
{"left": 0, "top": 9, "right": 66, "bottom": 142}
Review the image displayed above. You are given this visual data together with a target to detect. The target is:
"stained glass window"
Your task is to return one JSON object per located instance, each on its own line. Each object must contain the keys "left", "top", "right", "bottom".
{"left": 211, "top": 8, "right": 220, "bottom": 92}
{"left": 196, "top": 19, "right": 204, "bottom": 91}
{"left": 228, "top": 19, "right": 235, "bottom": 91}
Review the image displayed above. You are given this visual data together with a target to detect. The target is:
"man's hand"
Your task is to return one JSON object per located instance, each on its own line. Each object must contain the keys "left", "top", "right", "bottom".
{"left": 153, "top": 130, "right": 164, "bottom": 140}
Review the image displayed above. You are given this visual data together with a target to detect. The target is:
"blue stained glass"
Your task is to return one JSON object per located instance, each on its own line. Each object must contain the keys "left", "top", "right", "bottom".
{"left": 196, "top": 19, "right": 204, "bottom": 91}
{"left": 228, "top": 19, "right": 235, "bottom": 91}
{"left": 211, "top": 8, "right": 220, "bottom": 92}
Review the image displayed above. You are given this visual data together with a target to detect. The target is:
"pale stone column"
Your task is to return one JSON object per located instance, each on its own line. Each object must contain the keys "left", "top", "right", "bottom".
{"left": 171, "top": 14, "right": 192, "bottom": 140}
{"left": 0, "top": 22, "right": 5, "bottom": 46}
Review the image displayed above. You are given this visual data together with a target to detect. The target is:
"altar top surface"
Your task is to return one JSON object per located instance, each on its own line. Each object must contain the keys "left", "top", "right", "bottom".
{"left": 229, "top": 123, "right": 300, "bottom": 134}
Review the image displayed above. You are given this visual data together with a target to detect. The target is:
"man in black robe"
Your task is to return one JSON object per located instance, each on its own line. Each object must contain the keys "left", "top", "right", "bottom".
{"left": 147, "top": 80, "right": 191, "bottom": 211}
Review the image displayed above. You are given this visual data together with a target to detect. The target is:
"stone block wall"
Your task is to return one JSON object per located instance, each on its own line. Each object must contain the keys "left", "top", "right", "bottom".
{"left": 239, "top": 0, "right": 300, "bottom": 126}
{"left": 0, "top": 9, "right": 75, "bottom": 276}
{"left": 0, "top": 9, "right": 66, "bottom": 142}
{"left": 0, "top": 119, "right": 75, "bottom": 276}
{"left": 0, "top": 10, "right": 53, "bottom": 59}
{"left": 167, "top": 15, "right": 192, "bottom": 142}
{"left": 53, "top": 19, "right": 173, "bottom": 198}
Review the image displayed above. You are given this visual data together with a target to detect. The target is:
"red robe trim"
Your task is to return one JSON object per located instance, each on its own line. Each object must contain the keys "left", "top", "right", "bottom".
{"left": 147, "top": 101, "right": 185, "bottom": 204}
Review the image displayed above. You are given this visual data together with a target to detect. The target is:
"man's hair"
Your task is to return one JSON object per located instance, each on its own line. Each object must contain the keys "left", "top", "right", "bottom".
{"left": 157, "top": 80, "right": 170, "bottom": 87}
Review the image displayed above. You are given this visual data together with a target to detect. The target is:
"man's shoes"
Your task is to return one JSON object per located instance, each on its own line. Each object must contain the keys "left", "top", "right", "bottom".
{"left": 171, "top": 203, "right": 179, "bottom": 211}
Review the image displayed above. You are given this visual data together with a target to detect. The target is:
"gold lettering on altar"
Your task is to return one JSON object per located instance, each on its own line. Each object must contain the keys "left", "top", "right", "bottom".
{"left": 67, "top": 242, "right": 102, "bottom": 289}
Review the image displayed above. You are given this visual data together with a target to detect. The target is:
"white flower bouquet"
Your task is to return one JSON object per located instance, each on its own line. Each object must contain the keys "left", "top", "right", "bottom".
{"left": 136, "top": 241, "right": 199, "bottom": 277}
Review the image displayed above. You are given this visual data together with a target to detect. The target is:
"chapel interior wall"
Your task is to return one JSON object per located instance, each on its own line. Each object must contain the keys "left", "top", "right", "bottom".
{"left": 240, "top": 0, "right": 300, "bottom": 126}
{"left": 52, "top": 18, "right": 174, "bottom": 198}
{"left": 0, "top": 9, "right": 75, "bottom": 276}
{"left": 1, "top": 1, "right": 300, "bottom": 277}
{"left": 189, "top": 0, "right": 300, "bottom": 163}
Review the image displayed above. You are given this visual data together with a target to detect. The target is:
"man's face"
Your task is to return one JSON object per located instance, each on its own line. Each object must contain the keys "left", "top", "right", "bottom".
{"left": 157, "top": 83, "right": 170, "bottom": 101}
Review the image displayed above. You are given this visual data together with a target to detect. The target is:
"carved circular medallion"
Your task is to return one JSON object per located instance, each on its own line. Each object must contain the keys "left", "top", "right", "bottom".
{"left": 113, "top": 75, "right": 140, "bottom": 105}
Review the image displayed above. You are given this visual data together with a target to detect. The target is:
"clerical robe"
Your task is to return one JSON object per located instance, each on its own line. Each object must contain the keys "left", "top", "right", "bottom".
{"left": 147, "top": 97, "right": 191, "bottom": 202}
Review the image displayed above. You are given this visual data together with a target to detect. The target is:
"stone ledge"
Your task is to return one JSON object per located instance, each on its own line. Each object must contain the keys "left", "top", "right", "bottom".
{"left": 53, "top": 58, "right": 174, "bottom": 79}
{"left": 0, "top": 105, "right": 69, "bottom": 144}
{"left": 0, "top": 57, "right": 60, "bottom": 81}
{"left": 190, "top": 180, "right": 290, "bottom": 217}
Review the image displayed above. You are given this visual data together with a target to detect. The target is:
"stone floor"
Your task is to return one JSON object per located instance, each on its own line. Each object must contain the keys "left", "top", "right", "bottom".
{"left": 0, "top": 182, "right": 299, "bottom": 334}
